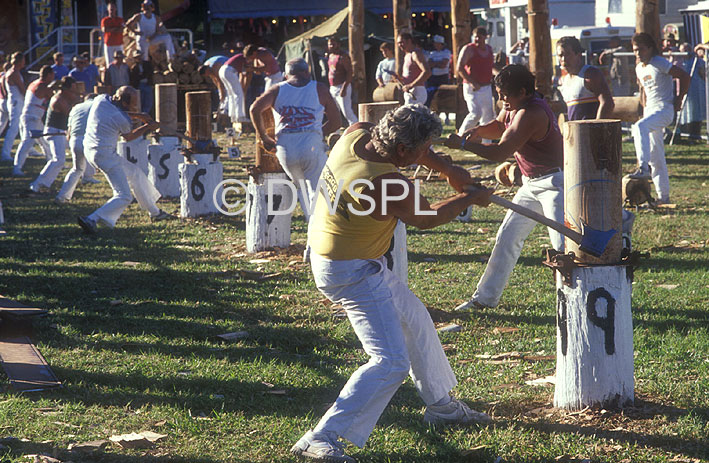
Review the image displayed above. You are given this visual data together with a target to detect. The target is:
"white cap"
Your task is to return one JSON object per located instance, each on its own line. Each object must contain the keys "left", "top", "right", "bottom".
{"left": 433, "top": 35, "right": 445, "bottom": 44}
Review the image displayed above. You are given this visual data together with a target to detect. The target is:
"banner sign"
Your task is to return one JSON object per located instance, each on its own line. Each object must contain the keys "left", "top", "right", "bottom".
{"left": 29, "top": 0, "right": 58, "bottom": 62}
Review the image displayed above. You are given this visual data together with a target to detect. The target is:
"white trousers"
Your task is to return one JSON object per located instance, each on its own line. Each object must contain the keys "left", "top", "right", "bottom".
{"left": 218, "top": 65, "right": 248, "bottom": 123}
{"left": 104, "top": 44, "right": 124, "bottom": 66}
{"left": 87, "top": 151, "right": 160, "bottom": 227}
{"left": 472, "top": 171, "right": 564, "bottom": 307}
{"left": 631, "top": 105, "right": 674, "bottom": 202}
{"left": 329, "top": 82, "right": 358, "bottom": 126}
{"left": 57, "top": 137, "right": 87, "bottom": 201}
{"left": 14, "top": 115, "right": 50, "bottom": 172}
{"left": 309, "top": 254, "right": 457, "bottom": 448}
{"left": 275, "top": 132, "right": 327, "bottom": 221}
{"left": 1, "top": 95, "right": 24, "bottom": 160}
{"left": 31, "top": 127, "right": 66, "bottom": 189}
{"left": 403, "top": 85, "right": 427, "bottom": 106}
{"left": 458, "top": 84, "right": 495, "bottom": 138}
{"left": 264, "top": 71, "right": 283, "bottom": 91}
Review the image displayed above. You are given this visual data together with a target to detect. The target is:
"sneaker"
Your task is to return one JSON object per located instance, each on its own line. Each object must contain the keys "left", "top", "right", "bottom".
{"left": 290, "top": 430, "right": 354, "bottom": 463}
{"left": 28, "top": 184, "right": 45, "bottom": 194}
{"left": 54, "top": 197, "right": 70, "bottom": 205}
{"left": 454, "top": 299, "right": 489, "bottom": 311}
{"left": 303, "top": 244, "right": 311, "bottom": 264}
{"left": 424, "top": 397, "right": 492, "bottom": 426}
{"left": 77, "top": 216, "right": 98, "bottom": 234}
{"left": 628, "top": 166, "right": 651, "bottom": 180}
{"left": 150, "top": 209, "right": 175, "bottom": 222}
{"left": 82, "top": 178, "right": 101, "bottom": 184}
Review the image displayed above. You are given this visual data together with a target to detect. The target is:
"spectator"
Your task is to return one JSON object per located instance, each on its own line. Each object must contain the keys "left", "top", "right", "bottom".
{"left": 457, "top": 26, "right": 495, "bottom": 141}
{"left": 678, "top": 43, "right": 705, "bottom": 141}
{"left": 128, "top": 49, "right": 154, "bottom": 113}
{"left": 244, "top": 44, "right": 283, "bottom": 91}
{"left": 510, "top": 37, "right": 528, "bottom": 66}
{"left": 375, "top": 42, "right": 396, "bottom": 88}
{"left": 426, "top": 35, "right": 451, "bottom": 106}
{"left": 105, "top": 50, "right": 130, "bottom": 93}
{"left": 599, "top": 36, "right": 631, "bottom": 97}
{"left": 326, "top": 36, "right": 358, "bottom": 125}
{"left": 101, "top": 2, "right": 125, "bottom": 65}
{"left": 126, "top": 0, "right": 175, "bottom": 62}
{"left": 69, "top": 56, "right": 93, "bottom": 94}
{"left": 394, "top": 32, "right": 431, "bottom": 105}
{"left": 82, "top": 52, "right": 100, "bottom": 89}
{"left": 51, "top": 52, "right": 69, "bottom": 80}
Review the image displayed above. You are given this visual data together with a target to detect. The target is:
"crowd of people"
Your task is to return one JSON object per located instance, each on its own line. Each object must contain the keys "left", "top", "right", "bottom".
{"left": 0, "top": 8, "right": 705, "bottom": 459}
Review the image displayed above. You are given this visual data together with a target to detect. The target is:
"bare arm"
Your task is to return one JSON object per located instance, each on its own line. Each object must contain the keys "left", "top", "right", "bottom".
{"left": 585, "top": 66, "right": 615, "bottom": 119}
{"left": 456, "top": 46, "right": 477, "bottom": 87}
{"left": 669, "top": 64, "right": 691, "bottom": 110}
{"left": 122, "top": 119, "right": 159, "bottom": 142}
{"left": 418, "top": 150, "right": 473, "bottom": 193}
{"left": 444, "top": 116, "right": 506, "bottom": 150}
{"left": 125, "top": 14, "right": 140, "bottom": 32}
{"left": 317, "top": 82, "right": 342, "bottom": 135}
{"left": 249, "top": 86, "right": 279, "bottom": 151}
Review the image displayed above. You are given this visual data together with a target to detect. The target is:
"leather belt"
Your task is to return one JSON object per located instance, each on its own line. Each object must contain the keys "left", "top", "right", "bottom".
{"left": 528, "top": 167, "right": 562, "bottom": 180}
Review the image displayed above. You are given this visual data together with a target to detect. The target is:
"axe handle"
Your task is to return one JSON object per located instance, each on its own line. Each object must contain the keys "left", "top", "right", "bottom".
{"left": 486, "top": 193, "right": 584, "bottom": 245}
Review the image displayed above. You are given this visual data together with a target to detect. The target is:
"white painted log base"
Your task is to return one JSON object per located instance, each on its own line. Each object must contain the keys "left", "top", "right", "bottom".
{"left": 245, "top": 173, "right": 293, "bottom": 253}
{"left": 118, "top": 138, "right": 150, "bottom": 176}
{"left": 148, "top": 137, "right": 182, "bottom": 198}
{"left": 554, "top": 264, "right": 634, "bottom": 410}
{"left": 179, "top": 154, "right": 224, "bottom": 218}
{"left": 384, "top": 220, "right": 408, "bottom": 286}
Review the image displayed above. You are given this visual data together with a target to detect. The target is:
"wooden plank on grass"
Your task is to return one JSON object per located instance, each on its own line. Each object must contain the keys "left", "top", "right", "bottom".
{"left": 0, "top": 296, "right": 47, "bottom": 318}
{"left": 0, "top": 337, "right": 61, "bottom": 391}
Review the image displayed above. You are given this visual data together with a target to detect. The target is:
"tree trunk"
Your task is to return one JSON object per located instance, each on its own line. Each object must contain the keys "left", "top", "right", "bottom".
{"left": 392, "top": 0, "right": 411, "bottom": 75}
{"left": 451, "top": 0, "right": 471, "bottom": 130}
{"left": 527, "top": 0, "right": 553, "bottom": 98}
{"left": 349, "top": 0, "right": 366, "bottom": 105}
{"left": 563, "top": 120, "right": 623, "bottom": 264}
{"left": 636, "top": 0, "right": 661, "bottom": 46}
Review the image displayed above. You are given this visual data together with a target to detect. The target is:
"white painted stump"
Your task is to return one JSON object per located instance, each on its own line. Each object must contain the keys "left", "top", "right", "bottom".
{"left": 118, "top": 138, "right": 150, "bottom": 175}
{"left": 148, "top": 137, "right": 182, "bottom": 198}
{"left": 245, "top": 173, "right": 293, "bottom": 253}
{"left": 383, "top": 220, "right": 408, "bottom": 286}
{"left": 179, "top": 154, "right": 224, "bottom": 217}
{"left": 554, "top": 265, "right": 634, "bottom": 410}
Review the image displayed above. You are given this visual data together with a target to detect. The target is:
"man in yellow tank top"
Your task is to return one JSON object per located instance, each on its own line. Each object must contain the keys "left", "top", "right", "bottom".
{"left": 291, "top": 104, "right": 493, "bottom": 462}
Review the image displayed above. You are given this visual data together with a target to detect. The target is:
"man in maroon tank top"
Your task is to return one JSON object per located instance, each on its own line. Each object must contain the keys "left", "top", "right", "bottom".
{"left": 445, "top": 64, "right": 565, "bottom": 311}
{"left": 457, "top": 27, "right": 495, "bottom": 141}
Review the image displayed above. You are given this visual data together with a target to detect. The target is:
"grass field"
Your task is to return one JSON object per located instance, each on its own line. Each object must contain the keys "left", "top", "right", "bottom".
{"left": 0, "top": 127, "right": 707, "bottom": 463}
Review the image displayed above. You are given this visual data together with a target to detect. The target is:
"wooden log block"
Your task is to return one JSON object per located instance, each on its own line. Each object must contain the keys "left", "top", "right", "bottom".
{"left": 255, "top": 109, "right": 284, "bottom": 173}
{"left": 245, "top": 173, "right": 293, "bottom": 252}
{"left": 182, "top": 61, "right": 194, "bottom": 74}
{"left": 179, "top": 154, "right": 224, "bottom": 217}
{"left": 153, "top": 72, "right": 164, "bottom": 85}
{"left": 609, "top": 96, "right": 642, "bottom": 123}
{"left": 169, "top": 59, "right": 183, "bottom": 73}
{"left": 358, "top": 101, "right": 399, "bottom": 123}
{"left": 163, "top": 71, "right": 177, "bottom": 83}
{"left": 148, "top": 137, "right": 181, "bottom": 198}
{"left": 563, "top": 120, "right": 623, "bottom": 264}
{"left": 185, "top": 91, "right": 212, "bottom": 149}
{"left": 190, "top": 71, "right": 202, "bottom": 84}
{"left": 373, "top": 83, "right": 403, "bottom": 103}
{"left": 155, "top": 83, "right": 178, "bottom": 136}
{"left": 554, "top": 265, "right": 634, "bottom": 410}
{"left": 428, "top": 84, "right": 458, "bottom": 114}
{"left": 129, "top": 89, "right": 141, "bottom": 114}
{"left": 178, "top": 72, "right": 191, "bottom": 84}
{"left": 117, "top": 138, "right": 150, "bottom": 175}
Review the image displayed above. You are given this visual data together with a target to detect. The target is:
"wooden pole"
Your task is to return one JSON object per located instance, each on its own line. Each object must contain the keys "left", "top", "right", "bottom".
{"left": 451, "top": 0, "right": 471, "bottom": 130}
{"left": 636, "top": 0, "right": 661, "bottom": 46}
{"left": 392, "top": 0, "right": 411, "bottom": 75}
{"left": 155, "top": 83, "right": 178, "bottom": 136}
{"left": 185, "top": 91, "right": 212, "bottom": 148}
{"left": 527, "top": 0, "right": 553, "bottom": 98}
{"left": 348, "top": 0, "right": 366, "bottom": 105}
{"left": 563, "top": 120, "right": 623, "bottom": 265}
{"left": 358, "top": 101, "right": 399, "bottom": 123}
{"left": 255, "top": 110, "right": 284, "bottom": 173}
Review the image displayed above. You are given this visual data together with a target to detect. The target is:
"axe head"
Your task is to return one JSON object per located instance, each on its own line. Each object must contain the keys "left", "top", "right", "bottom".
{"left": 579, "top": 221, "right": 617, "bottom": 257}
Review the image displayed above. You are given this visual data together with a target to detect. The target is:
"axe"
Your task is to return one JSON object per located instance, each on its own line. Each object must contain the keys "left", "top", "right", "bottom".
{"left": 465, "top": 186, "right": 616, "bottom": 257}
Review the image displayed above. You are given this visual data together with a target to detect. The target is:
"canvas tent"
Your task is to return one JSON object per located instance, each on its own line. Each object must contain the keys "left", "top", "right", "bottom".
{"left": 278, "top": 8, "right": 396, "bottom": 98}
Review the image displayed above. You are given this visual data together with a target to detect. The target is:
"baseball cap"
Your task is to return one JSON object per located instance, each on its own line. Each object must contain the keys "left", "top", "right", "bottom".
{"left": 433, "top": 35, "right": 445, "bottom": 44}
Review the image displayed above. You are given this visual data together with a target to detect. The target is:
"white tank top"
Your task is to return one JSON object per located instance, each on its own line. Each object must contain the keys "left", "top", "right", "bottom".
{"left": 273, "top": 80, "right": 324, "bottom": 136}
{"left": 22, "top": 83, "right": 47, "bottom": 119}
{"left": 558, "top": 65, "right": 599, "bottom": 121}
{"left": 5, "top": 75, "right": 24, "bottom": 104}
{"left": 138, "top": 13, "right": 157, "bottom": 37}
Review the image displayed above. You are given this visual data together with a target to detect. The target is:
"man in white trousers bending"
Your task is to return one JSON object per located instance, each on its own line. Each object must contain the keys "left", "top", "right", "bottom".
{"left": 250, "top": 58, "right": 341, "bottom": 221}
{"left": 326, "top": 36, "right": 358, "bottom": 126}
{"left": 628, "top": 32, "right": 689, "bottom": 205}
{"left": 457, "top": 26, "right": 496, "bottom": 142}
{"left": 446, "top": 65, "right": 565, "bottom": 311}
{"left": 77, "top": 86, "right": 172, "bottom": 234}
